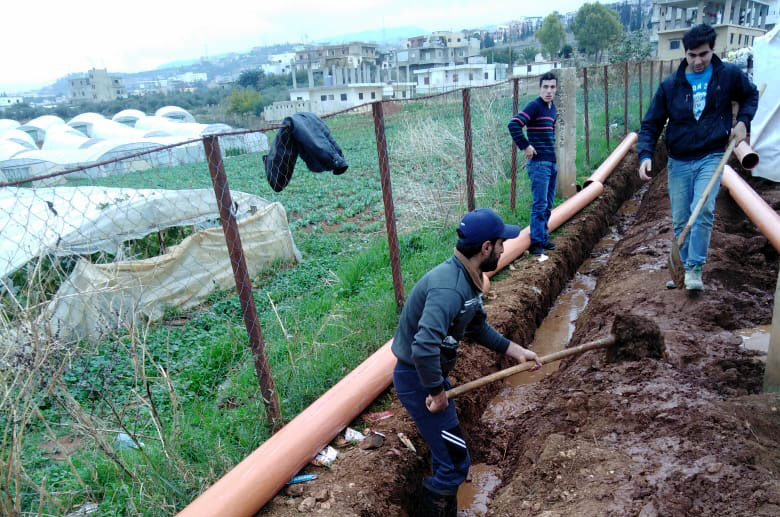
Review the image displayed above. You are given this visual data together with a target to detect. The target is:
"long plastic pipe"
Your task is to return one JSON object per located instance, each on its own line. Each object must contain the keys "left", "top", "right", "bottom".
{"left": 177, "top": 341, "right": 396, "bottom": 517}
{"left": 489, "top": 131, "right": 638, "bottom": 278}
{"left": 721, "top": 165, "right": 780, "bottom": 252}
{"left": 488, "top": 180, "right": 605, "bottom": 278}
{"left": 583, "top": 131, "right": 638, "bottom": 187}
{"left": 177, "top": 131, "right": 638, "bottom": 517}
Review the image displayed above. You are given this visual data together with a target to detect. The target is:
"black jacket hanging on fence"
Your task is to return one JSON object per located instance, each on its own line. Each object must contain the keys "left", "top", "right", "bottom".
{"left": 263, "top": 112, "right": 349, "bottom": 192}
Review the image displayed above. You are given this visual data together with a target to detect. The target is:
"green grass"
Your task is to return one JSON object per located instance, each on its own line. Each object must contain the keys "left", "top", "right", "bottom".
{"left": 8, "top": 63, "right": 650, "bottom": 515}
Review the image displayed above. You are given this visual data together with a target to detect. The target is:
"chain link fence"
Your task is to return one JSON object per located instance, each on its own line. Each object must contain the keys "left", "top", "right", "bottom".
{"left": 1, "top": 59, "right": 667, "bottom": 514}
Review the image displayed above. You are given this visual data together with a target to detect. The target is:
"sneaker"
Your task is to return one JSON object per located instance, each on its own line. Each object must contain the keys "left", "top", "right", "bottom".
{"left": 665, "top": 280, "right": 676, "bottom": 289}
{"left": 684, "top": 265, "right": 703, "bottom": 291}
{"left": 529, "top": 244, "right": 544, "bottom": 256}
{"left": 542, "top": 241, "right": 556, "bottom": 250}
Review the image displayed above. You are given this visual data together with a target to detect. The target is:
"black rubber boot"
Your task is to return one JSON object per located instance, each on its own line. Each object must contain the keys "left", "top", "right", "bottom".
{"left": 417, "top": 486, "right": 457, "bottom": 517}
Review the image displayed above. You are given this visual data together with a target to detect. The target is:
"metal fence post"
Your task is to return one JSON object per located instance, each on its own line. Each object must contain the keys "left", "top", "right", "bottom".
{"left": 510, "top": 78, "right": 519, "bottom": 211}
{"left": 371, "top": 101, "right": 405, "bottom": 311}
{"left": 583, "top": 67, "right": 590, "bottom": 164}
{"left": 649, "top": 61, "right": 654, "bottom": 103}
{"left": 203, "top": 134, "right": 282, "bottom": 434}
{"left": 462, "top": 88, "right": 475, "bottom": 212}
{"left": 624, "top": 61, "right": 629, "bottom": 135}
{"left": 639, "top": 61, "right": 643, "bottom": 120}
{"left": 603, "top": 65, "right": 610, "bottom": 149}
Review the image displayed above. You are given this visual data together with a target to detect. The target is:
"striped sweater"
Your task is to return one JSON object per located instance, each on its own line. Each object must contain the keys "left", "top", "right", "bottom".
{"left": 508, "top": 97, "right": 557, "bottom": 163}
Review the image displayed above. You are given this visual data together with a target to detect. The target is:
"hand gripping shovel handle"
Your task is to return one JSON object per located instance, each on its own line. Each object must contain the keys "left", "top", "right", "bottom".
{"left": 445, "top": 335, "right": 616, "bottom": 399}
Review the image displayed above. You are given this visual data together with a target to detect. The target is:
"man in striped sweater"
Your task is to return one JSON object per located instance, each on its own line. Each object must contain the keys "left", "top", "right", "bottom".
{"left": 508, "top": 71, "right": 558, "bottom": 255}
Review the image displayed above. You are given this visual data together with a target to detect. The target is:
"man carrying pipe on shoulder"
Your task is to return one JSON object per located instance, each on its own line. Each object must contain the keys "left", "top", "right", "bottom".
{"left": 638, "top": 24, "right": 758, "bottom": 292}
{"left": 391, "top": 208, "right": 541, "bottom": 517}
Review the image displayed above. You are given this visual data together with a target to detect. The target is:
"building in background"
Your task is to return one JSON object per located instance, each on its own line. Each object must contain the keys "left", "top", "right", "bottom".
{"left": 68, "top": 68, "right": 127, "bottom": 102}
{"left": 392, "top": 31, "right": 481, "bottom": 82}
{"left": 261, "top": 51, "right": 296, "bottom": 76}
{"left": 262, "top": 83, "right": 385, "bottom": 121}
{"left": 0, "top": 95, "right": 23, "bottom": 108}
{"left": 294, "top": 42, "right": 378, "bottom": 72}
{"left": 652, "top": 0, "right": 770, "bottom": 59}
{"left": 414, "top": 58, "right": 507, "bottom": 95}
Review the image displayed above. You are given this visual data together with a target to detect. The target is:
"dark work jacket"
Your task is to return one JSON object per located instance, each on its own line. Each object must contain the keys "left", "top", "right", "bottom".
{"left": 391, "top": 256, "right": 510, "bottom": 395}
{"left": 638, "top": 55, "right": 758, "bottom": 162}
{"left": 263, "top": 112, "right": 348, "bottom": 192}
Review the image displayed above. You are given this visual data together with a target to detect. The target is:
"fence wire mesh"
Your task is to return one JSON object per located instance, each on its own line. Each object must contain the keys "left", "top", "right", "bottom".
{"left": 1, "top": 60, "right": 670, "bottom": 514}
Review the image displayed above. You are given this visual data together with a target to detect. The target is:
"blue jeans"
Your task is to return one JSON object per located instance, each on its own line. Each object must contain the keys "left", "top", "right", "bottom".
{"left": 393, "top": 361, "right": 469, "bottom": 495}
{"left": 667, "top": 153, "right": 723, "bottom": 270}
{"left": 527, "top": 160, "right": 557, "bottom": 246}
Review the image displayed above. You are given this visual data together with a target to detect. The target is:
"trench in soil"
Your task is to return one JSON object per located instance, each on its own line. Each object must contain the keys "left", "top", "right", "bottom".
{"left": 457, "top": 184, "right": 647, "bottom": 515}
{"left": 261, "top": 147, "right": 779, "bottom": 517}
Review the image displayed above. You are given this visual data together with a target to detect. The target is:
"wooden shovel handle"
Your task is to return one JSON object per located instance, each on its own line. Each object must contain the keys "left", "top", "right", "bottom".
{"left": 676, "top": 138, "right": 737, "bottom": 247}
{"left": 445, "top": 335, "right": 616, "bottom": 399}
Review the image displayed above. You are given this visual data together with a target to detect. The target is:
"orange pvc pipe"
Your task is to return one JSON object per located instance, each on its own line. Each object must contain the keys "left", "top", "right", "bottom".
{"left": 483, "top": 181, "right": 604, "bottom": 292}
{"left": 734, "top": 141, "right": 759, "bottom": 170}
{"left": 488, "top": 181, "right": 604, "bottom": 278}
{"left": 177, "top": 341, "right": 396, "bottom": 517}
{"left": 583, "top": 132, "right": 638, "bottom": 187}
{"left": 178, "top": 133, "right": 638, "bottom": 517}
{"left": 721, "top": 165, "right": 780, "bottom": 252}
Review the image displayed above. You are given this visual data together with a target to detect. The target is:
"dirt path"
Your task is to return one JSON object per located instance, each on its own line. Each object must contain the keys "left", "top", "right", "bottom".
{"left": 483, "top": 161, "right": 780, "bottom": 517}
{"left": 260, "top": 150, "right": 780, "bottom": 517}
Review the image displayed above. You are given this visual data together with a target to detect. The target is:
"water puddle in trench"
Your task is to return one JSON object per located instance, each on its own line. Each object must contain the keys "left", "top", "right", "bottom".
{"left": 736, "top": 325, "right": 771, "bottom": 358}
{"left": 457, "top": 186, "right": 646, "bottom": 515}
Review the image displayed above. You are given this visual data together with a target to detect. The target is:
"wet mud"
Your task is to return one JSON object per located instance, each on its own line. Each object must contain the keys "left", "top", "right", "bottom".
{"left": 260, "top": 149, "right": 780, "bottom": 517}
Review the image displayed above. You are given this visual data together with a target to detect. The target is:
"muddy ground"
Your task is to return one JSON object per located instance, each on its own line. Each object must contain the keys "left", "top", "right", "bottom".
{"left": 260, "top": 147, "right": 780, "bottom": 517}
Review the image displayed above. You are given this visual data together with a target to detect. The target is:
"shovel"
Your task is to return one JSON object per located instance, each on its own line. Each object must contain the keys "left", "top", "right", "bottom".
{"left": 668, "top": 138, "right": 737, "bottom": 288}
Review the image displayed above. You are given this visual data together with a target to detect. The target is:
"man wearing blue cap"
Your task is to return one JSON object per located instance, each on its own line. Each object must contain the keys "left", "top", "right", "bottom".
{"left": 392, "top": 208, "right": 541, "bottom": 517}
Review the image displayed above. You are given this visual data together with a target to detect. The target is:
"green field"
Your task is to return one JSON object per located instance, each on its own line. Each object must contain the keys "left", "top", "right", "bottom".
{"left": 2, "top": 66, "right": 648, "bottom": 515}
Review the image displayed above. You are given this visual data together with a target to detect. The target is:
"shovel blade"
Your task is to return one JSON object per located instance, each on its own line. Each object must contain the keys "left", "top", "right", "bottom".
{"left": 668, "top": 240, "right": 685, "bottom": 288}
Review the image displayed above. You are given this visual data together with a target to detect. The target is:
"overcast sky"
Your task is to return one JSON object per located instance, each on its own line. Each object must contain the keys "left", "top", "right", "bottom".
{"left": 0, "top": 0, "right": 587, "bottom": 94}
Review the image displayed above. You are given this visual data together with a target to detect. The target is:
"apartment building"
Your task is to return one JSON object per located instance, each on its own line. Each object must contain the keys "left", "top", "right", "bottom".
{"left": 414, "top": 59, "right": 508, "bottom": 95}
{"left": 392, "top": 32, "right": 481, "bottom": 82}
{"left": 68, "top": 68, "right": 127, "bottom": 102}
{"left": 652, "top": 0, "right": 770, "bottom": 59}
{"left": 263, "top": 83, "right": 384, "bottom": 121}
{"left": 294, "top": 42, "right": 378, "bottom": 71}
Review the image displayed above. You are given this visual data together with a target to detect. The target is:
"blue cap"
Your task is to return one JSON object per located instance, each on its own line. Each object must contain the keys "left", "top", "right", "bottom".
{"left": 457, "top": 208, "right": 520, "bottom": 245}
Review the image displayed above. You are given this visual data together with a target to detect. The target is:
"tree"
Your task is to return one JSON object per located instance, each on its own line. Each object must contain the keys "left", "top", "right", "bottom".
{"left": 536, "top": 13, "right": 566, "bottom": 60}
{"left": 226, "top": 88, "right": 264, "bottom": 115}
{"left": 560, "top": 44, "right": 574, "bottom": 58}
{"left": 608, "top": 30, "right": 653, "bottom": 63}
{"left": 571, "top": 2, "right": 623, "bottom": 63}
{"left": 482, "top": 34, "right": 495, "bottom": 49}
{"left": 480, "top": 47, "right": 516, "bottom": 64}
{"left": 521, "top": 47, "right": 539, "bottom": 64}
{"left": 237, "top": 69, "right": 264, "bottom": 90}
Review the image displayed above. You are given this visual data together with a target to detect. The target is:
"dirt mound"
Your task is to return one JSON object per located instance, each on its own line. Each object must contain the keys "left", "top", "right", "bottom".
{"left": 606, "top": 313, "right": 665, "bottom": 363}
